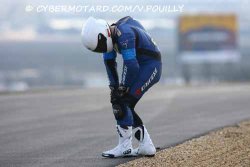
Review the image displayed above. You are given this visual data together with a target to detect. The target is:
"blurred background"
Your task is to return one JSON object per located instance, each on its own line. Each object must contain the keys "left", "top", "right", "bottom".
{"left": 0, "top": 0, "right": 250, "bottom": 92}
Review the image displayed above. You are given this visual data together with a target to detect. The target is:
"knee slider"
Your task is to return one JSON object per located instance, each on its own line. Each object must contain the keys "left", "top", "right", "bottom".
{"left": 112, "top": 104, "right": 125, "bottom": 120}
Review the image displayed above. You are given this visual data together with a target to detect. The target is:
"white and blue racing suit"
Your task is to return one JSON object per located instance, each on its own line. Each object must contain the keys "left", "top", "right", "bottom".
{"left": 103, "top": 16, "right": 162, "bottom": 127}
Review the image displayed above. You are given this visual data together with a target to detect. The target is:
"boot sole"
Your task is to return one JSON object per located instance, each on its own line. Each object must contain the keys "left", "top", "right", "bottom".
{"left": 102, "top": 153, "right": 115, "bottom": 158}
{"left": 102, "top": 153, "right": 137, "bottom": 158}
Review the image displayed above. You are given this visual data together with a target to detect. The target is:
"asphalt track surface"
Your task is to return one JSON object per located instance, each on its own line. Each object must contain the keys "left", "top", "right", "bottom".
{"left": 1, "top": 84, "right": 250, "bottom": 167}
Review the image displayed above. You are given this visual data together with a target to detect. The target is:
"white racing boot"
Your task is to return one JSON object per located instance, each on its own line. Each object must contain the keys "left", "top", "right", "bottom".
{"left": 133, "top": 125, "right": 156, "bottom": 157}
{"left": 102, "top": 125, "right": 134, "bottom": 158}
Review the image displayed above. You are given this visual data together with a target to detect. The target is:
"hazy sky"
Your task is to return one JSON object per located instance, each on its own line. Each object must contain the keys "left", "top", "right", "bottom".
{"left": 1, "top": 0, "right": 249, "bottom": 18}
{"left": 0, "top": 0, "right": 249, "bottom": 40}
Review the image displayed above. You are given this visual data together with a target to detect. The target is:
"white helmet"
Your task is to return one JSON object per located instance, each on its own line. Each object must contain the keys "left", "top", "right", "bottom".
{"left": 81, "top": 17, "right": 113, "bottom": 53}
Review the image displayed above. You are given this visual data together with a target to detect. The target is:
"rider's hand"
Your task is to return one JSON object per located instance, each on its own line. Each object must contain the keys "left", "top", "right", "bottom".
{"left": 117, "top": 85, "right": 129, "bottom": 97}
{"left": 109, "top": 86, "right": 119, "bottom": 104}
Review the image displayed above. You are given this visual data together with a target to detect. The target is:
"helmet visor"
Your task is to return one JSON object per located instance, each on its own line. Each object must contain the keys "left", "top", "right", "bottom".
{"left": 93, "top": 33, "right": 107, "bottom": 53}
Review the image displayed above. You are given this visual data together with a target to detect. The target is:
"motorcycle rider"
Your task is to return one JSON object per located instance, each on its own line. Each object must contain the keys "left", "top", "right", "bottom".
{"left": 81, "top": 16, "right": 162, "bottom": 158}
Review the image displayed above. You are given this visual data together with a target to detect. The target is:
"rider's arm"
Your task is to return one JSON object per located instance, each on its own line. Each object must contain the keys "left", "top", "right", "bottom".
{"left": 119, "top": 31, "right": 139, "bottom": 88}
{"left": 103, "top": 50, "right": 119, "bottom": 88}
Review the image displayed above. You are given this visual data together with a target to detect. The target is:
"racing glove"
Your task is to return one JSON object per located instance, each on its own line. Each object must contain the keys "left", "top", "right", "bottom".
{"left": 109, "top": 85, "right": 129, "bottom": 104}
{"left": 117, "top": 85, "right": 129, "bottom": 97}
{"left": 109, "top": 86, "right": 119, "bottom": 104}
